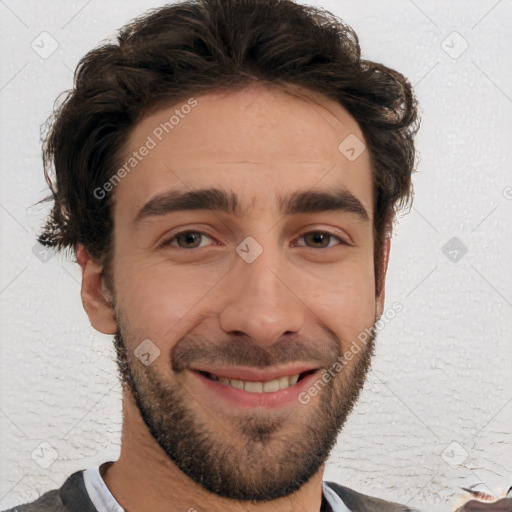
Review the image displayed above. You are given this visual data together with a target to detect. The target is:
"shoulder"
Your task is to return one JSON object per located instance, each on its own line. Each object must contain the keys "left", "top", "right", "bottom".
{"left": 2, "top": 470, "right": 95, "bottom": 512}
{"left": 2, "top": 488, "right": 64, "bottom": 512}
{"left": 325, "top": 481, "right": 422, "bottom": 512}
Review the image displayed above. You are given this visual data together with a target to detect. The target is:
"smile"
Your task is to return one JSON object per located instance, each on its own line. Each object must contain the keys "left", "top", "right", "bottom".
{"left": 202, "top": 371, "right": 307, "bottom": 393}
{"left": 190, "top": 367, "right": 320, "bottom": 408}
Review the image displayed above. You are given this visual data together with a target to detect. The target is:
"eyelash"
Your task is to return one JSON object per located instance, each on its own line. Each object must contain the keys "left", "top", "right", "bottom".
{"left": 157, "top": 229, "right": 348, "bottom": 250}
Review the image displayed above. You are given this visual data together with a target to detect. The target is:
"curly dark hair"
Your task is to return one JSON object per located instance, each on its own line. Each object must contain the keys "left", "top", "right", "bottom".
{"left": 38, "top": 0, "right": 419, "bottom": 295}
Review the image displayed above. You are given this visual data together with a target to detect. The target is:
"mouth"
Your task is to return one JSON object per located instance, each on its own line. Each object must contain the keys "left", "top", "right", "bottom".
{"left": 188, "top": 365, "right": 322, "bottom": 408}
{"left": 197, "top": 369, "right": 317, "bottom": 393}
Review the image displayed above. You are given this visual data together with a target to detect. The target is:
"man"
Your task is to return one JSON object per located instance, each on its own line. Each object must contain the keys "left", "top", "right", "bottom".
{"left": 5, "top": 0, "right": 421, "bottom": 510}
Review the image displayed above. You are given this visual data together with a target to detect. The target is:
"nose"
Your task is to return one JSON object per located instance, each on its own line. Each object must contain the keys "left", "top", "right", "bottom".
{"left": 219, "top": 244, "right": 306, "bottom": 348}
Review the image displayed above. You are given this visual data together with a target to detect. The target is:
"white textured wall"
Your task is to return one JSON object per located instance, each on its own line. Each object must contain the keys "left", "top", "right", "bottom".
{"left": 1, "top": 1, "right": 511, "bottom": 511}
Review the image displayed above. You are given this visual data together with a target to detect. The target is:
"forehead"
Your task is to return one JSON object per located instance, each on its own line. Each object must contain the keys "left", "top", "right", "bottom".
{"left": 114, "top": 82, "right": 373, "bottom": 221}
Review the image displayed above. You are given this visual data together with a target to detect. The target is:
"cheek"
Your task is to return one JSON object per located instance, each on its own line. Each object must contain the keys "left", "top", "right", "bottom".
{"left": 113, "top": 255, "right": 231, "bottom": 339}
{"left": 299, "top": 260, "right": 376, "bottom": 348}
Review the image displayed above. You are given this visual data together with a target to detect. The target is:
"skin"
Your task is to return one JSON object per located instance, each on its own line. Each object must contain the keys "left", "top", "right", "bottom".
{"left": 77, "top": 81, "right": 390, "bottom": 512}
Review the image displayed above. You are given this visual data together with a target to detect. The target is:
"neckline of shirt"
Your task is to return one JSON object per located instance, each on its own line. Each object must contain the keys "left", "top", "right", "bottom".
{"left": 82, "top": 464, "right": 351, "bottom": 512}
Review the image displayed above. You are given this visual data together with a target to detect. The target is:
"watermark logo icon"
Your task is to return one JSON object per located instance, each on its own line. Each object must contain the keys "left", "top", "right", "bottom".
{"left": 338, "top": 134, "right": 366, "bottom": 162}
{"left": 134, "top": 339, "right": 161, "bottom": 366}
{"left": 441, "top": 31, "right": 469, "bottom": 60}
{"left": 31, "top": 32, "right": 59, "bottom": 59}
{"left": 441, "top": 441, "right": 469, "bottom": 468}
{"left": 32, "top": 241, "right": 56, "bottom": 263}
{"left": 236, "top": 236, "right": 263, "bottom": 264}
{"left": 31, "top": 441, "right": 59, "bottom": 469}
{"left": 442, "top": 237, "right": 468, "bottom": 263}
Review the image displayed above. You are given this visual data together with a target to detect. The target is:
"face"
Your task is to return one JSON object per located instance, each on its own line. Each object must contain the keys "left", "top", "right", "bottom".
{"left": 95, "top": 83, "right": 385, "bottom": 501}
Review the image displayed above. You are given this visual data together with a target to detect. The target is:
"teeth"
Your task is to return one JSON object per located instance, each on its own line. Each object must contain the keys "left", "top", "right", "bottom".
{"left": 209, "top": 373, "right": 303, "bottom": 393}
{"left": 288, "top": 374, "right": 300, "bottom": 386}
{"left": 263, "top": 379, "right": 279, "bottom": 392}
{"left": 244, "top": 381, "right": 263, "bottom": 393}
{"left": 230, "top": 379, "right": 244, "bottom": 390}
{"left": 278, "top": 376, "right": 289, "bottom": 389}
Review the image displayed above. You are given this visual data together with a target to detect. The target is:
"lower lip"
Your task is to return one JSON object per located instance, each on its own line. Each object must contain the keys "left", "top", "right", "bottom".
{"left": 190, "top": 370, "right": 322, "bottom": 409}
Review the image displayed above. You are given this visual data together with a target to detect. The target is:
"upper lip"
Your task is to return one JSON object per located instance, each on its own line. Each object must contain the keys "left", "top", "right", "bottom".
{"left": 190, "top": 365, "right": 318, "bottom": 382}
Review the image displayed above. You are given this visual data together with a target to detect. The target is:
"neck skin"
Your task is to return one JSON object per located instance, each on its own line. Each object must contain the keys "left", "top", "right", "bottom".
{"left": 101, "top": 387, "right": 326, "bottom": 512}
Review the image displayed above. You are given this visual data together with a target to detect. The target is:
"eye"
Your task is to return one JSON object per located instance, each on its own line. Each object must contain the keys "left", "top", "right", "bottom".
{"left": 294, "top": 231, "right": 346, "bottom": 249}
{"left": 158, "top": 229, "right": 347, "bottom": 251}
{"left": 158, "top": 230, "right": 215, "bottom": 250}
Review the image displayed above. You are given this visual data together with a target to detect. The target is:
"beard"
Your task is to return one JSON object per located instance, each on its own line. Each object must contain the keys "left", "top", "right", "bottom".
{"left": 111, "top": 309, "right": 376, "bottom": 502}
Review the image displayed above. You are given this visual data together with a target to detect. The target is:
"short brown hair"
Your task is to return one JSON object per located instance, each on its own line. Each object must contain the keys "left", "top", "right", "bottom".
{"left": 38, "top": 0, "right": 419, "bottom": 293}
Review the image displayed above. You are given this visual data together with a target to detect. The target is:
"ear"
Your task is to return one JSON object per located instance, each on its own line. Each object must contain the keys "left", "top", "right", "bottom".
{"left": 76, "top": 244, "right": 117, "bottom": 335}
{"left": 375, "top": 229, "right": 391, "bottom": 320}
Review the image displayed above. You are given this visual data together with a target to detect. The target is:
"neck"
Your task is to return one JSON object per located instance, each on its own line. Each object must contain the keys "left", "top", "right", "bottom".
{"left": 102, "top": 389, "right": 326, "bottom": 512}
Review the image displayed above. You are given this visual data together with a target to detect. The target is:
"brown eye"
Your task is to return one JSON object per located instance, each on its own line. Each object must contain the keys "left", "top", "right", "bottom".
{"left": 300, "top": 232, "right": 343, "bottom": 249}
{"left": 175, "top": 232, "right": 203, "bottom": 248}
{"left": 159, "top": 231, "right": 214, "bottom": 250}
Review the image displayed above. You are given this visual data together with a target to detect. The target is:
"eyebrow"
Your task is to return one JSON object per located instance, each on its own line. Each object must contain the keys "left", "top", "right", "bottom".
{"left": 134, "top": 187, "right": 370, "bottom": 225}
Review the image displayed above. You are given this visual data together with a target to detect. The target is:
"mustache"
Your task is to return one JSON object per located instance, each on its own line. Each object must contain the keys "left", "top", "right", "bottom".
{"left": 171, "top": 332, "right": 341, "bottom": 372}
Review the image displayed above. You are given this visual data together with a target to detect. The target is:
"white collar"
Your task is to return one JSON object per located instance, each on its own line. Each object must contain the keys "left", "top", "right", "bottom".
{"left": 83, "top": 465, "right": 124, "bottom": 512}
{"left": 83, "top": 465, "right": 351, "bottom": 511}
{"left": 323, "top": 481, "right": 352, "bottom": 511}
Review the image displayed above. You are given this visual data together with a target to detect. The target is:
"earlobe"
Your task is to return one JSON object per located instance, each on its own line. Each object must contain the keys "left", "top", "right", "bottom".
{"left": 76, "top": 244, "right": 117, "bottom": 335}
